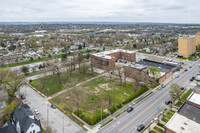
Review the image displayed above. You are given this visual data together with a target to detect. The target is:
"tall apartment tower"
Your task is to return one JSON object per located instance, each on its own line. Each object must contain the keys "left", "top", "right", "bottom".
{"left": 178, "top": 35, "right": 196, "bottom": 58}
{"left": 196, "top": 32, "right": 200, "bottom": 46}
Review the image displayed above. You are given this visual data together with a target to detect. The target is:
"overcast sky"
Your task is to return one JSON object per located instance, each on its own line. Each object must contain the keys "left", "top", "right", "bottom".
{"left": 1, "top": 0, "right": 200, "bottom": 23}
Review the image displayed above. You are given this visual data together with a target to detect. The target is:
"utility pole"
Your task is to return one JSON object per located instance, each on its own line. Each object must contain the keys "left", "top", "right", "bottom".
{"left": 47, "top": 106, "right": 49, "bottom": 127}
{"left": 101, "top": 107, "right": 102, "bottom": 122}
{"left": 63, "top": 116, "right": 64, "bottom": 133}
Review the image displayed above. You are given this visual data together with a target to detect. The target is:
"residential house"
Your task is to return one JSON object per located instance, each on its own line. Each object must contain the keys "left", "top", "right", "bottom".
{"left": 12, "top": 104, "right": 42, "bottom": 133}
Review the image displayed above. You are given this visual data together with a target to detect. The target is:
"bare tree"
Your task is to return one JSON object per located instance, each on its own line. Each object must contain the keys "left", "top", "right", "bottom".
{"left": 4, "top": 71, "right": 25, "bottom": 97}
{"left": 77, "top": 51, "right": 83, "bottom": 70}
{"left": 90, "top": 62, "right": 94, "bottom": 75}
{"left": 123, "top": 67, "right": 128, "bottom": 87}
{"left": 0, "top": 67, "right": 11, "bottom": 85}
{"left": 115, "top": 65, "right": 123, "bottom": 86}
{"left": 51, "top": 64, "right": 62, "bottom": 84}
{"left": 106, "top": 67, "right": 113, "bottom": 81}
{"left": 73, "top": 87, "right": 80, "bottom": 117}
{"left": 108, "top": 95, "right": 111, "bottom": 114}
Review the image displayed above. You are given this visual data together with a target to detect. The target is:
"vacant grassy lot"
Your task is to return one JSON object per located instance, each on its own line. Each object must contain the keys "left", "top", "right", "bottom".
{"left": 30, "top": 70, "right": 97, "bottom": 96}
{"left": 50, "top": 77, "right": 149, "bottom": 125}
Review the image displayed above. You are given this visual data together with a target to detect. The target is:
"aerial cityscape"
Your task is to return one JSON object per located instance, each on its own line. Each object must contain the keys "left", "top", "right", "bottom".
{"left": 0, "top": 0, "right": 200, "bottom": 133}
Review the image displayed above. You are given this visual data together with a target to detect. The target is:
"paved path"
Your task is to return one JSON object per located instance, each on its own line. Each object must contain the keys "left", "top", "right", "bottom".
{"left": 46, "top": 73, "right": 107, "bottom": 100}
{"left": 21, "top": 85, "right": 86, "bottom": 133}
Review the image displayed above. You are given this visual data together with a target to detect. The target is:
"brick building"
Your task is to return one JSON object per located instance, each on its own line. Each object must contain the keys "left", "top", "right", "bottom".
{"left": 165, "top": 92, "right": 200, "bottom": 133}
{"left": 90, "top": 49, "right": 136, "bottom": 69}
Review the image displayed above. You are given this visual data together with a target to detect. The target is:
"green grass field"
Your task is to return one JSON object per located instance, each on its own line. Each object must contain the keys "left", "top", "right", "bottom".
{"left": 30, "top": 70, "right": 97, "bottom": 96}
{"left": 50, "top": 77, "right": 149, "bottom": 125}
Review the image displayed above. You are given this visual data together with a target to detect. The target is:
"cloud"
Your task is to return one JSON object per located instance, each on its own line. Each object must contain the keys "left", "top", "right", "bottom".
{"left": 0, "top": 0, "right": 199, "bottom": 23}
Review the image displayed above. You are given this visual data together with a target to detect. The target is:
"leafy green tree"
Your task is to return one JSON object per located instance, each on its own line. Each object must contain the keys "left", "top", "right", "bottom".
{"left": 21, "top": 66, "right": 29, "bottom": 74}
{"left": 2, "top": 101, "right": 17, "bottom": 122}
{"left": 78, "top": 45, "right": 82, "bottom": 50}
{"left": 149, "top": 67, "right": 160, "bottom": 78}
{"left": 169, "top": 83, "right": 181, "bottom": 101}
{"left": 30, "top": 57, "right": 33, "bottom": 61}
{"left": 197, "top": 44, "right": 200, "bottom": 52}
{"left": 61, "top": 54, "right": 67, "bottom": 61}
{"left": 103, "top": 46, "right": 105, "bottom": 51}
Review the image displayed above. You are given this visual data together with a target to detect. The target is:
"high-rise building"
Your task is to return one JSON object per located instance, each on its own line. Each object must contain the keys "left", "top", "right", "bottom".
{"left": 196, "top": 32, "right": 200, "bottom": 46}
{"left": 178, "top": 35, "right": 196, "bottom": 58}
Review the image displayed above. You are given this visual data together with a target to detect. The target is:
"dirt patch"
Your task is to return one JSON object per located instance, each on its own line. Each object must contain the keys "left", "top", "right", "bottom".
{"left": 94, "top": 87, "right": 100, "bottom": 95}
{"left": 99, "top": 83, "right": 111, "bottom": 91}
{"left": 104, "top": 109, "right": 110, "bottom": 114}
{"left": 65, "top": 96, "right": 70, "bottom": 99}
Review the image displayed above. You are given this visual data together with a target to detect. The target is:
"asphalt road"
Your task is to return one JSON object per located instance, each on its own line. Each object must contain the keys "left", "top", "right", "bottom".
{"left": 99, "top": 61, "right": 200, "bottom": 133}
{"left": 20, "top": 85, "right": 86, "bottom": 133}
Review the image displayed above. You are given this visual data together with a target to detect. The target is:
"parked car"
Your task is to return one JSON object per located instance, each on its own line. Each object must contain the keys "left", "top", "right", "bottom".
{"left": 190, "top": 76, "right": 195, "bottom": 81}
{"left": 158, "top": 86, "right": 163, "bottom": 90}
{"left": 127, "top": 107, "right": 134, "bottom": 113}
{"left": 184, "top": 69, "right": 188, "bottom": 71}
{"left": 20, "top": 95, "right": 26, "bottom": 100}
{"left": 34, "top": 109, "right": 39, "bottom": 115}
{"left": 165, "top": 100, "right": 172, "bottom": 105}
{"left": 161, "top": 84, "right": 166, "bottom": 88}
{"left": 175, "top": 75, "right": 179, "bottom": 78}
{"left": 51, "top": 104, "right": 56, "bottom": 109}
{"left": 137, "top": 124, "right": 145, "bottom": 132}
{"left": 180, "top": 87, "right": 184, "bottom": 90}
{"left": 189, "top": 66, "right": 192, "bottom": 68}
{"left": 197, "top": 72, "right": 200, "bottom": 75}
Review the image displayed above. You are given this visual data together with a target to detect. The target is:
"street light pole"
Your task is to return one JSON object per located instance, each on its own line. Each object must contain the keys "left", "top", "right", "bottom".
{"left": 63, "top": 116, "right": 64, "bottom": 133}
{"left": 47, "top": 105, "right": 49, "bottom": 127}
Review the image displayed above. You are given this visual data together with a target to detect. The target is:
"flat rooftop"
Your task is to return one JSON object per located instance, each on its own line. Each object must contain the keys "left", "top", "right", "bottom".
{"left": 124, "top": 62, "right": 147, "bottom": 70}
{"left": 178, "top": 102, "right": 200, "bottom": 124}
{"left": 91, "top": 49, "right": 135, "bottom": 59}
{"left": 136, "top": 59, "right": 176, "bottom": 73}
{"left": 187, "top": 92, "right": 200, "bottom": 106}
{"left": 165, "top": 113, "right": 200, "bottom": 133}
{"left": 179, "top": 35, "right": 195, "bottom": 39}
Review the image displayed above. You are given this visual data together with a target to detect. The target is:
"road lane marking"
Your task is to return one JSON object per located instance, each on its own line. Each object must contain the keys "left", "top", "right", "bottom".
{"left": 118, "top": 91, "right": 168, "bottom": 133}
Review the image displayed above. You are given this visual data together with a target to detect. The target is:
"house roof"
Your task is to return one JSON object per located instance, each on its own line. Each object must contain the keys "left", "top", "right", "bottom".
{"left": 0, "top": 122, "right": 17, "bottom": 133}
{"left": 12, "top": 104, "right": 41, "bottom": 133}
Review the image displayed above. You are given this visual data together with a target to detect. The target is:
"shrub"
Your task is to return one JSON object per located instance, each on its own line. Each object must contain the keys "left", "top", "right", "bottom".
{"left": 157, "top": 123, "right": 165, "bottom": 128}
{"left": 110, "top": 105, "right": 117, "bottom": 114}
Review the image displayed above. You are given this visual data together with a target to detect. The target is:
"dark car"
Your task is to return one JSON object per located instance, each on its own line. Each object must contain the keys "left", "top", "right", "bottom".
{"left": 180, "top": 87, "right": 184, "bottom": 90}
{"left": 51, "top": 104, "right": 56, "bottom": 109}
{"left": 165, "top": 100, "right": 172, "bottom": 105}
{"left": 185, "top": 69, "right": 188, "bottom": 71}
{"left": 137, "top": 124, "right": 145, "bottom": 132}
{"left": 20, "top": 95, "right": 26, "bottom": 100}
{"left": 127, "top": 107, "right": 133, "bottom": 113}
{"left": 190, "top": 76, "right": 195, "bottom": 81}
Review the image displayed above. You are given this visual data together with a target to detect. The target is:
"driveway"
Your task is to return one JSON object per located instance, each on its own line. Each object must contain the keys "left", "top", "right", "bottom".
{"left": 20, "top": 85, "right": 85, "bottom": 133}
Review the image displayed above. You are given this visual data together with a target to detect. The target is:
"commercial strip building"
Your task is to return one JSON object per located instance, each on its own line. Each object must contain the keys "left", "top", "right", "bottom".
{"left": 178, "top": 32, "right": 200, "bottom": 58}
{"left": 165, "top": 92, "right": 200, "bottom": 133}
{"left": 123, "top": 56, "right": 180, "bottom": 83}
